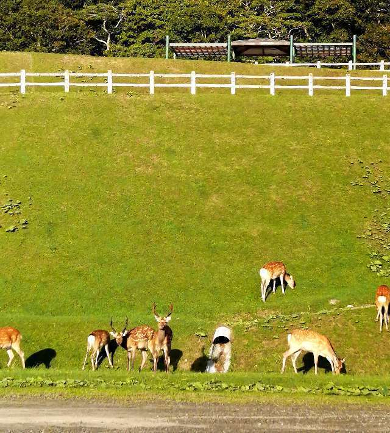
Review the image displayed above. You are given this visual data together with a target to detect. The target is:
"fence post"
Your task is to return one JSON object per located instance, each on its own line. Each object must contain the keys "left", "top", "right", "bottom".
{"left": 149, "top": 70, "right": 155, "bottom": 95}
{"left": 383, "top": 75, "right": 388, "bottom": 97}
{"left": 308, "top": 73, "right": 313, "bottom": 96}
{"left": 231, "top": 72, "right": 236, "bottom": 95}
{"left": 380, "top": 60, "right": 385, "bottom": 71}
{"left": 20, "top": 69, "right": 26, "bottom": 94}
{"left": 107, "top": 70, "right": 113, "bottom": 94}
{"left": 191, "top": 71, "right": 196, "bottom": 95}
{"left": 64, "top": 70, "right": 70, "bottom": 93}
{"left": 348, "top": 60, "right": 353, "bottom": 71}
{"left": 316, "top": 61, "right": 321, "bottom": 69}
{"left": 270, "top": 73, "right": 275, "bottom": 96}
{"left": 346, "top": 74, "right": 351, "bottom": 97}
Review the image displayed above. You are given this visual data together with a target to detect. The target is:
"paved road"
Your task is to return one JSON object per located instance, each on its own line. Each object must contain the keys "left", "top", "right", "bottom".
{"left": 0, "top": 399, "right": 389, "bottom": 432}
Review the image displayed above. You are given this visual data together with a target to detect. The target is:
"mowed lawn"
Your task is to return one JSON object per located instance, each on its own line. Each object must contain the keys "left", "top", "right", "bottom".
{"left": 0, "top": 52, "right": 389, "bottom": 377}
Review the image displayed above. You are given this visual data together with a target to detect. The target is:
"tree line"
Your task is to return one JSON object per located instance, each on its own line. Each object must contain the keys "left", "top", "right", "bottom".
{"left": 0, "top": 0, "right": 389, "bottom": 61}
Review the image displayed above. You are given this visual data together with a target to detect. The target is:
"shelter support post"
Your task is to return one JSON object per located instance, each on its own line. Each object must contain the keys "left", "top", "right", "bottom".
{"left": 289, "top": 35, "right": 294, "bottom": 64}
{"left": 353, "top": 35, "right": 357, "bottom": 70}
{"left": 227, "top": 35, "right": 231, "bottom": 62}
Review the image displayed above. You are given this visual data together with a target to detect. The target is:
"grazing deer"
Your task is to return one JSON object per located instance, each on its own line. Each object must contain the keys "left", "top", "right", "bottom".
{"left": 110, "top": 318, "right": 155, "bottom": 372}
{"left": 259, "top": 261, "right": 295, "bottom": 302}
{"left": 82, "top": 329, "right": 113, "bottom": 371}
{"left": 0, "top": 327, "right": 25, "bottom": 369}
{"left": 375, "top": 285, "right": 390, "bottom": 332}
{"left": 281, "top": 329, "right": 345, "bottom": 375}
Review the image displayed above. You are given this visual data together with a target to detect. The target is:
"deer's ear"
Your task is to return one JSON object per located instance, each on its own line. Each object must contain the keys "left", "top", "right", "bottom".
{"left": 121, "top": 331, "right": 127, "bottom": 337}
{"left": 109, "top": 331, "right": 116, "bottom": 337}
{"left": 165, "top": 316, "right": 171, "bottom": 322}
{"left": 341, "top": 358, "right": 346, "bottom": 363}
{"left": 155, "top": 315, "right": 160, "bottom": 322}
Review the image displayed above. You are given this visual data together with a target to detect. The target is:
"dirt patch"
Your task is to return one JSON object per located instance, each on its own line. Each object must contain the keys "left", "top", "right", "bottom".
{"left": 1, "top": 399, "right": 390, "bottom": 432}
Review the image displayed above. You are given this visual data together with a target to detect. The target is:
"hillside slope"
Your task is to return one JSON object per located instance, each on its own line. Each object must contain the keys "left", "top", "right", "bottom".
{"left": 0, "top": 52, "right": 389, "bottom": 373}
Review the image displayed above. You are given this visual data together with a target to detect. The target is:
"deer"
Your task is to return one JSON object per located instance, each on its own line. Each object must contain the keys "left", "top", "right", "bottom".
{"left": 110, "top": 317, "right": 155, "bottom": 372}
{"left": 82, "top": 329, "right": 113, "bottom": 371}
{"left": 259, "top": 261, "right": 295, "bottom": 302}
{"left": 375, "top": 285, "right": 390, "bottom": 332}
{"left": 111, "top": 304, "right": 173, "bottom": 373}
{"left": 281, "top": 329, "right": 345, "bottom": 375}
{"left": 149, "top": 303, "right": 173, "bottom": 373}
{"left": 0, "top": 327, "right": 25, "bottom": 369}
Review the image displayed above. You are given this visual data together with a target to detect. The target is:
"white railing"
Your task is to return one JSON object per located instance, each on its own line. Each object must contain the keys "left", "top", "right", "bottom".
{"left": 0, "top": 70, "right": 388, "bottom": 97}
{"left": 262, "top": 60, "right": 390, "bottom": 71}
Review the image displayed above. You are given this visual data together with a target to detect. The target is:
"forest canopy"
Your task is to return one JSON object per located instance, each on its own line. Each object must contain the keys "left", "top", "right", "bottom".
{"left": 0, "top": 0, "right": 389, "bottom": 61}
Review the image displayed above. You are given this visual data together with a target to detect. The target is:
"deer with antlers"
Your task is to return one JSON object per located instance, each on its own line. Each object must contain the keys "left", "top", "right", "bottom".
{"left": 375, "top": 285, "right": 390, "bottom": 332}
{"left": 110, "top": 317, "right": 155, "bottom": 372}
{"left": 281, "top": 329, "right": 345, "bottom": 375}
{"left": 82, "top": 329, "right": 113, "bottom": 371}
{"left": 0, "top": 327, "right": 25, "bottom": 369}
{"left": 111, "top": 304, "right": 173, "bottom": 373}
{"left": 150, "top": 303, "right": 173, "bottom": 372}
{"left": 259, "top": 261, "right": 295, "bottom": 302}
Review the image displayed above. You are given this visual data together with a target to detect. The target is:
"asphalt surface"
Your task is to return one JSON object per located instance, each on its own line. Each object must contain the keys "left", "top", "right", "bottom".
{"left": 1, "top": 399, "right": 390, "bottom": 432}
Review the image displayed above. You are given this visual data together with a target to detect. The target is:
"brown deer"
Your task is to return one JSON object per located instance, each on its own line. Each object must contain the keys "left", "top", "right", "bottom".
{"left": 149, "top": 303, "right": 173, "bottom": 373}
{"left": 111, "top": 304, "right": 173, "bottom": 373}
{"left": 281, "top": 329, "right": 345, "bottom": 375}
{"left": 259, "top": 261, "right": 295, "bottom": 302}
{"left": 0, "top": 327, "right": 25, "bottom": 369}
{"left": 375, "top": 285, "right": 390, "bottom": 332}
{"left": 82, "top": 330, "right": 113, "bottom": 371}
{"left": 110, "top": 318, "right": 155, "bottom": 372}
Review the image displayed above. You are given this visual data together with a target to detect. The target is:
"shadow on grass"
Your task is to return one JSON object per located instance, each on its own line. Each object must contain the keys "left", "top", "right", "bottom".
{"left": 26, "top": 348, "right": 56, "bottom": 368}
{"left": 298, "top": 353, "right": 347, "bottom": 374}
{"left": 156, "top": 348, "right": 183, "bottom": 372}
{"left": 190, "top": 346, "right": 208, "bottom": 372}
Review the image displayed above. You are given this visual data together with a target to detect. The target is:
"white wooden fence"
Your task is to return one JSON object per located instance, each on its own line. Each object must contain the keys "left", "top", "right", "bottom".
{"left": 0, "top": 70, "right": 388, "bottom": 97}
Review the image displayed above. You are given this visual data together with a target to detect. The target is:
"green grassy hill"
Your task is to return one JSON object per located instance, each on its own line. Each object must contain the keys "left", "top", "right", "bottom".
{"left": 0, "top": 52, "right": 389, "bottom": 377}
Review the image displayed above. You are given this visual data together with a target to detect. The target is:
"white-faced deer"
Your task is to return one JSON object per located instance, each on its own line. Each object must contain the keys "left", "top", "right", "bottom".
{"left": 0, "top": 327, "right": 25, "bottom": 369}
{"left": 259, "top": 261, "right": 295, "bottom": 302}
{"left": 375, "top": 285, "right": 390, "bottom": 332}
{"left": 110, "top": 318, "right": 155, "bottom": 372}
{"left": 149, "top": 303, "right": 173, "bottom": 373}
{"left": 82, "top": 329, "right": 113, "bottom": 371}
{"left": 281, "top": 329, "right": 345, "bottom": 375}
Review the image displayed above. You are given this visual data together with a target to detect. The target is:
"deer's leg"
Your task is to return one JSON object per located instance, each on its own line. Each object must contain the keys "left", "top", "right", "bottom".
{"left": 273, "top": 278, "right": 276, "bottom": 294}
{"left": 12, "top": 344, "right": 25, "bottom": 369}
{"left": 139, "top": 350, "right": 148, "bottom": 372}
{"left": 82, "top": 346, "right": 90, "bottom": 370}
{"left": 164, "top": 346, "right": 171, "bottom": 373}
{"left": 291, "top": 350, "right": 301, "bottom": 374}
{"left": 380, "top": 310, "right": 383, "bottom": 332}
{"left": 313, "top": 353, "right": 319, "bottom": 375}
{"left": 282, "top": 348, "right": 297, "bottom": 373}
{"left": 376, "top": 307, "right": 380, "bottom": 321}
{"left": 95, "top": 348, "right": 100, "bottom": 370}
{"left": 126, "top": 350, "right": 131, "bottom": 371}
{"left": 104, "top": 344, "right": 113, "bottom": 368}
{"left": 91, "top": 350, "right": 96, "bottom": 371}
{"left": 280, "top": 273, "right": 285, "bottom": 294}
{"left": 6, "top": 349, "right": 15, "bottom": 367}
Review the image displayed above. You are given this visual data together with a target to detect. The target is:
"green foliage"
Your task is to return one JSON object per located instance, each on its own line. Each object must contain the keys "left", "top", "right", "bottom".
{"left": 0, "top": 0, "right": 389, "bottom": 59}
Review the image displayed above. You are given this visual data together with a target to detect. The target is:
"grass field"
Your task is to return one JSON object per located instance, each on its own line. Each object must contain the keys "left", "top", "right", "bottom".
{"left": 0, "top": 52, "right": 390, "bottom": 399}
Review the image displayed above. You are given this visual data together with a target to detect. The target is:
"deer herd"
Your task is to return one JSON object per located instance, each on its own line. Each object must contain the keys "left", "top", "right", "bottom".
{"left": 0, "top": 261, "right": 388, "bottom": 375}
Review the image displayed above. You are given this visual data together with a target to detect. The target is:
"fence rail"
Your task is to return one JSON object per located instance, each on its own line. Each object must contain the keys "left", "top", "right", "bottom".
{"left": 0, "top": 70, "right": 388, "bottom": 97}
{"left": 263, "top": 60, "right": 390, "bottom": 71}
